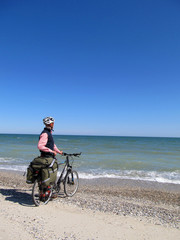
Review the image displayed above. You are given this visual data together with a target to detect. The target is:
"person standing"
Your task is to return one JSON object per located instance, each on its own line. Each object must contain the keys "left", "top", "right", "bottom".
{"left": 37, "top": 117, "right": 63, "bottom": 199}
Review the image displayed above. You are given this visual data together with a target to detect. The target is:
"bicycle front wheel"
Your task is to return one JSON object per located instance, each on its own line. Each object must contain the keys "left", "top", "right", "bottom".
{"left": 64, "top": 170, "right": 79, "bottom": 197}
{"left": 32, "top": 180, "right": 52, "bottom": 206}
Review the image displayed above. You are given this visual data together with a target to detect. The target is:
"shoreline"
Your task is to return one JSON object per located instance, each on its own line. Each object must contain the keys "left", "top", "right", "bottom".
{"left": 1, "top": 168, "right": 180, "bottom": 188}
{"left": 0, "top": 169, "right": 180, "bottom": 196}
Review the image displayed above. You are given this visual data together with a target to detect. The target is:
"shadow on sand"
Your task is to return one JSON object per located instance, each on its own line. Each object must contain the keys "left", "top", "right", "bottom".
{"left": 0, "top": 188, "right": 34, "bottom": 207}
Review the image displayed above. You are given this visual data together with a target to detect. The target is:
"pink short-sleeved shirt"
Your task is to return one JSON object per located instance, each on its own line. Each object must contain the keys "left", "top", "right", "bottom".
{"left": 38, "top": 132, "right": 61, "bottom": 154}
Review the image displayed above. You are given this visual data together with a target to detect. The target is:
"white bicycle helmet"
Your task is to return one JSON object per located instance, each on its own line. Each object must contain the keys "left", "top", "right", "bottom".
{"left": 43, "top": 116, "right": 55, "bottom": 125}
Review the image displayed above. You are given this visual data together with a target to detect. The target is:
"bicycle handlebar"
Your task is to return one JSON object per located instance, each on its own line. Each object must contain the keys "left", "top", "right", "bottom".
{"left": 62, "top": 152, "right": 82, "bottom": 157}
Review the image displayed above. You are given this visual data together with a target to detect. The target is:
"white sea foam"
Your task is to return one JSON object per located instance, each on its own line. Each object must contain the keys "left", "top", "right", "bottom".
{"left": 78, "top": 170, "right": 180, "bottom": 184}
{"left": 0, "top": 162, "right": 180, "bottom": 184}
{"left": 0, "top": 157, "right": 15, "bottom": 163}
{"left": 0, "top": 157, "right": 26, "bottom": 164}
{"left": 0, "top": 165, "right": 27, "bottom": 172}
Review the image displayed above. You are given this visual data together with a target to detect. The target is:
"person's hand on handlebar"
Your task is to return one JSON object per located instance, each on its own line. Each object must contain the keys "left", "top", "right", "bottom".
{"left": 52, "top": 151, "right": 57, "bottom": 156}
{"left": 59, "top": 151, "right": 63, "bottom": 155}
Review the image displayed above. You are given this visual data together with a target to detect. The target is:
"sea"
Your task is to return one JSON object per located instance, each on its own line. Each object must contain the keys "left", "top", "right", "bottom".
{"left": 0, "top": 134, "right": 180, "bottom": 184}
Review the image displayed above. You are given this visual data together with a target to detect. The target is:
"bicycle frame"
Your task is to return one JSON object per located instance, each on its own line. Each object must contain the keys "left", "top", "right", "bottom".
{"left": 56, "top": 155, "right": 72, "bottom": 186}
{"left": 54, "top": 152, "right": 81, "bottom": 193}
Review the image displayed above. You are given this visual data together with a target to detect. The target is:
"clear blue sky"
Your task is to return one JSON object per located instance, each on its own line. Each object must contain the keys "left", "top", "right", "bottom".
{"left": 0, "top": 0, "right": 180, "bottom": 137}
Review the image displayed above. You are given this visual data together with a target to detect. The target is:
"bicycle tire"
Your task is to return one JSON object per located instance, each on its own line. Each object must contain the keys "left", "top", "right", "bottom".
{"left": 64, "top": 170, "right": 79, "bottom": 197}
{"left": 32, "top": 180, "right": 52, "bottom": 206}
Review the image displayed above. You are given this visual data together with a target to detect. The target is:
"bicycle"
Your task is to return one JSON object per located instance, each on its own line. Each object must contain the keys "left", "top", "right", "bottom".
{"left": 32, "top": 152, "right": 81, "bottom": 206}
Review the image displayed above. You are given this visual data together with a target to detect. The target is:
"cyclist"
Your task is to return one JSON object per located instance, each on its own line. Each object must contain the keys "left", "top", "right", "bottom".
{"left": 38, "top": 116, "right": 63, "bottom": 157}
{"left": 37, "top": 116, "right": 63, "bottom": 199}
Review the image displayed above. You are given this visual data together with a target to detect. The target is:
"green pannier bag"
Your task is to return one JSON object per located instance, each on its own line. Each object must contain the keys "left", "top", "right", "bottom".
{"left": 26, "top": 165, "right": 36, "bottom": 184}
{"left": 26, "top": 156, "right": 58, "bottom": 185}
{"left": 41, "top": 160, "right": 58, "bottom": 187}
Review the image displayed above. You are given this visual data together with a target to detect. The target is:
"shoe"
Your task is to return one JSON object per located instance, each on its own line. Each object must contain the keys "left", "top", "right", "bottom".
{"left": 39, "top": 193, "right": 46, "bottom": 202}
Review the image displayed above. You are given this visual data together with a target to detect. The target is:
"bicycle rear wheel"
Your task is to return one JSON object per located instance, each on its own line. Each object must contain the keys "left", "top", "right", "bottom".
{"left": 64, "top": 170, "right": 79, "bottom": 197}
{"left": 32, "top": 180, "right": 52, "bottom": 206}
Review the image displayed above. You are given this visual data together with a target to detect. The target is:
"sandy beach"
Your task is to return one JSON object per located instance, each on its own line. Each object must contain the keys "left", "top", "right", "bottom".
{"left": 0, "top": 170, "right": 179, "bottom": 240}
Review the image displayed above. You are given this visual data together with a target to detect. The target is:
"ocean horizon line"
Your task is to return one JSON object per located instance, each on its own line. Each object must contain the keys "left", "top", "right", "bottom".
{"left": 0, "top": 132, "right": 180, "bottom": 139}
